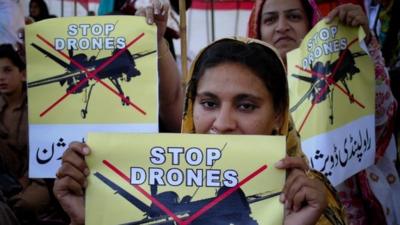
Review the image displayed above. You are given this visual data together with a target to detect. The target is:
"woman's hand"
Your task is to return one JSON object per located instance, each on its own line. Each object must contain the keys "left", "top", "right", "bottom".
{"left": 276, "top": 157, "right": 327, "bottom": 225}
{"left": 53, "top": 142, "right": 91, "bottom": 225}
{"left": 135, "top": 0, "right": 169, "bottom": 43}
{"left": 325, "top": 3, "right": 371, "bottom": 43}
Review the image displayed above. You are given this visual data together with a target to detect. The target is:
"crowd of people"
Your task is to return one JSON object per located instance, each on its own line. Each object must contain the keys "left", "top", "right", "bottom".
{"left": 0, "top": 0, "right": 399, "bottom": 224}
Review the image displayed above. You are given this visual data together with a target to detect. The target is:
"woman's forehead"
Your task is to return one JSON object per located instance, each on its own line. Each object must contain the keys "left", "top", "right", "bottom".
{"left": 196, "top": 62, "right": 269, "bottom": 95}
{"left": 263, "top": 0, "right": 305, "bottom": 12}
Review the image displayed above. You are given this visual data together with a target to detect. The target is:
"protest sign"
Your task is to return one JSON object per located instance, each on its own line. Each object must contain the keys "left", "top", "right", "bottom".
{"left": 26, "top": 16, "right": 158, "bottom": 178}
{"left": 287, "top": 19, "right": 375, "bottom": 185}
{"left": 86, "top": 133, "right": 285, "bottom": 225}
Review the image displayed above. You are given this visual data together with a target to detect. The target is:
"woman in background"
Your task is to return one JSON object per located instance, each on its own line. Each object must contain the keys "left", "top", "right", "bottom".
{"left": 29, "top": 0, "right": 54, "bottom": 22}
{"left": 247, "top": 0, "right": 398, "bottom": 224}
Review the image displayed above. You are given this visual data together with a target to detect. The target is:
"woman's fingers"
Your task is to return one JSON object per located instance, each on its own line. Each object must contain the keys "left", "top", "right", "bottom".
{"left": 160, "top": 2, "right": 168, "bottom": 16}
{"left": 61, "top": 142, "right": 90, "bottom": 175}
{"left": 292, "top": 182, "right": 326, "bottom": 212}
{"left": 325, "top": 3, "right": 372, "bottom": 44}
{"left": 67, "top": 141, "right": 91, "bottom": 156}
{"left": 276, "top": 157, "right": 309, "bottom": 209}
{"left": 283, "top": 170, "right": 308, "bottom": 205}
{"left": 291, "top": 186, "right": 307, "bottom": 212}
{"left": 276, "top": 156, "right": 327, "bottom": 214}
{"left": 134, "top": 0, "right": 169, "bottom": 41}
{"left": 325, "top": 5, "right": 340, "bottom": 23}
{"left": 145, "top": 5, "right": 155, "bottom": 24}
{"left": 56, "top": 141, "right": 90, "bottom": 195}
{"left": 57, "top": 162, "right": 87, "bottom": 188}
{"left": 54, "top": 176, "right": 84, "bottom": 197}
{"left": 138, "top": 0, "right": 167, "bottom": 24}
{"left": 326, "top": 4, "right": 349, "bottom": 23}
{"left": 326, "top": 4, "right": 366, "bottom": 26}
{"left": 337, "top": 7, "right": 348, "bottom": 24}
{"left": 153, "top": 0, "right": 162, "bottom": 15}
{"left": 283, "top": 171, "right": 327, "bottom": 213}
{"left": 345, "top": 10, "right": 356, "bottom": 25}
{"left": 275, "top": 156, "right": 309, "bottom": 171}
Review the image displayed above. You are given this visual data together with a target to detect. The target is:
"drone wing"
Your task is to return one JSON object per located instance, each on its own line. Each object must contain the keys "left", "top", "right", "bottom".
{"left": 120, "top": 213, "right": 190, "bottom": 225}
{"left": 352, "top": 51, "right": 368, "bottom": 58}
{"left": 289, "top": 74, "right": 318, "bottom": 112}
{"left": 292, "top": 74, "right": 315, "bottom": 83}
{"left": 93, "top": 172, "right": 153, "bottom": 214}
{"left": 132, "top": 50, "right": 157, "bottom": 60}
{"left": 28, "top": 71, "right": 78, "bottom": 88}
{"left": 290, "top": 87, "right": 315, "bottom": 112}
{"left": 31, "top": 43, "right": 70, "bottom": 69}
{"left": 246, "top": 191, "right": 281, "bottom": 204}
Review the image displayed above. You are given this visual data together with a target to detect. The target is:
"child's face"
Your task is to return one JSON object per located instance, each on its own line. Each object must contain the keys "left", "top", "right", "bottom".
{"left": 0, "top": 58, "right": 26, "bottom": 95}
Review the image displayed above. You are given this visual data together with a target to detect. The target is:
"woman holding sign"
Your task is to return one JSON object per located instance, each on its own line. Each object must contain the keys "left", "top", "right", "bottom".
{"left": 248, "top": 0, "right": 398, "bottom": 224}
{"left": 53, "top": 36, "right": 347, "bottom": 224}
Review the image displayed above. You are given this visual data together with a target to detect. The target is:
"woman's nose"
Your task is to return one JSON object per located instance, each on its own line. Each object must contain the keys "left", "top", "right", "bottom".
{"left": 212, "top": 106, "right": 237, "bottom": 134}
{"left": 276, "top": 17, "right": 290, "bottom": 33}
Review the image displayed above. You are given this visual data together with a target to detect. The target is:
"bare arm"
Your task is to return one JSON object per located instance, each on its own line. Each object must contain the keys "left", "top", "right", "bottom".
{"left": 158, "top": 37, "right": 183, "bottom": 132}
{"left": 136, "top": 0, "right": 183, "bottom": 132}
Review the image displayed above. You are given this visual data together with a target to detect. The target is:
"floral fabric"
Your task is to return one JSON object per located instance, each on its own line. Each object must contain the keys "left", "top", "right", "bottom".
{"left": 247, "top": 0, "right": 399, "bottom": 224}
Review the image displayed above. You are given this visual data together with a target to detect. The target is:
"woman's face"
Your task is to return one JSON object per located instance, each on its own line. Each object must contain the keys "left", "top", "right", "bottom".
{"left": 193, "top": 62, "right": 280, "bottom": 135}
{"left": 30, "top": 2, "right": 40, "bottom": 18}
{"left": 260, "top": 0, "right": 309, "bottom": 60}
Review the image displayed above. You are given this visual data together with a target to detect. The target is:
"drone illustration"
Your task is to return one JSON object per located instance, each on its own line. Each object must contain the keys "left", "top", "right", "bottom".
{"left": 94, "top": 172, "right": 280, "bottom": 225}
{"left": 290, "top": 48, "right": 367, "bottom": 127}
{"left": 27, "top": 43, "right": 156, "bottom": 118}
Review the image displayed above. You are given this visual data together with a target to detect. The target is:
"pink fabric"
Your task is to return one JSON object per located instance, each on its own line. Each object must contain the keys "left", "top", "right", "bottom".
{"left": 336, "top": 34, "right": 398, "bottom": 225}
{"left": 247, "top": 0, "right": 321, "bottom": 39}
{"left": 247, "top": 1, "right": 399, "bottom": 224}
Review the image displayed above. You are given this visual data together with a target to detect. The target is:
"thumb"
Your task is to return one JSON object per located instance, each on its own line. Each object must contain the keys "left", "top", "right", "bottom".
{"left": 325, "top": 7, "right": 339, "bottom": 24}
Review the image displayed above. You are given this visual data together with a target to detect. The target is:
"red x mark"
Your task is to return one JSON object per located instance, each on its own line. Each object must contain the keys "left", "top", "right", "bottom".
{"left": 102, "top": 159, "right": 268, "bottom": 225}
{"left": 294, "top": 38, "right": 366, "bottom": 132}
{"left": 35, "top": 33, "right": 147, "bottom": 117}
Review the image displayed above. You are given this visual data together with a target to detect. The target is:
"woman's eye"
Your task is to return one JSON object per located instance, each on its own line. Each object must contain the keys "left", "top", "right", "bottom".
{"left": 238, "top": 103, "right": 257, "bottom": 112}
{"left": 200, "top": 100, "right": 217, "bottom": 109}
{"left": 287, "top": 13, "right": 302, "bottom": 21}
{"left": 262, "top": 16, "right": 277, "bottom": 25}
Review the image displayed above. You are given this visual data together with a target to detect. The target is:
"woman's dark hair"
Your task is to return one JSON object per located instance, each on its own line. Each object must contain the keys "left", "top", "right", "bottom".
{"left": 29, "top": 0, "right": 51, "bottom": 21}
{"left": 0, "top": 44, "right": 26, "bottom": 71}
{"left": 300, "top": 0, "right": 314, "bottom": 29}
{"left": 187, "top": 39, "right": 288, "bottom": 116}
